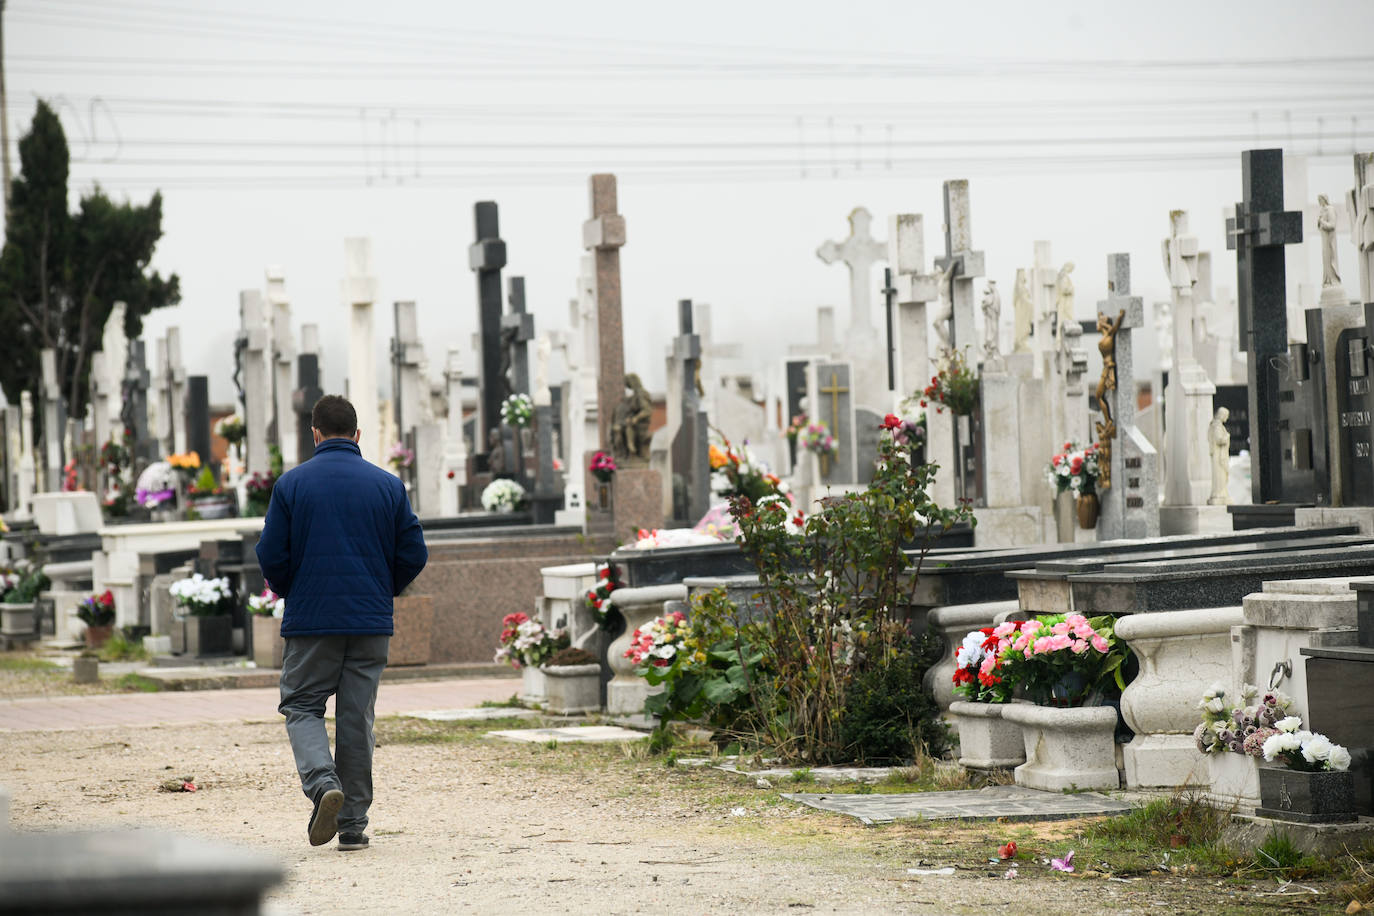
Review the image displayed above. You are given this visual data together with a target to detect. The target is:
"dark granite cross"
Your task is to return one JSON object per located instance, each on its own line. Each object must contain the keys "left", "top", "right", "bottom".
{"left": 1226, "top": 149, "right": 1303, "bottom": 503}
{"left": 468, "top": 201, "right": 508, "bottom": 457}
{"left": 121, "top": 340, "right": 157, "bottom": 464}
{"left": 882, "top": 267, "right": 897, "bottom": 391}
{"left": 502, "top": 276, "right": 536, "bottom": 400}
{"left": 292, "top": 353, "right": 323, "bottom": 463}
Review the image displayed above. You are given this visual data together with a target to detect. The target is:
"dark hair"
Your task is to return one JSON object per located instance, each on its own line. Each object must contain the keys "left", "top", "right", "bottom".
{"left": 311, "top": 395, "right": 358, "bottom": 438}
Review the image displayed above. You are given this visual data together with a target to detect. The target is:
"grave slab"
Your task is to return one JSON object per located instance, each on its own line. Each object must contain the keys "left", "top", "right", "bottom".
{"left": 486, "top": 725, "right": 646, "bottom": 743}
{"left": 781, "top": 786, "right": 1130, "bottom": 825}
{"left": 405, "top": 708, "right": 540, "bottom": 722}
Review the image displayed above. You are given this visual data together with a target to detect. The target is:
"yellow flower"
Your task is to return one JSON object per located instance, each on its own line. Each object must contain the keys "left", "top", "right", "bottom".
{"left": 694, "top": 651, "right": 706, "bottom": 664}
{"left": 709, "top": 444, "right": 729, "bottom": 469}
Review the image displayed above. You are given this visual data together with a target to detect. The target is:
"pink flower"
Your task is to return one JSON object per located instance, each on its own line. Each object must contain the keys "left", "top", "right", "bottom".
{"left": 1050, "top": 621, "right": 1071, "bottom": 636}
{"left": 1073, "top": 623, "right": 1096, "bottom": 640}
{"left": 1051, "top": 850, "right": 1075, "bottom": 873}
{"left": 1064, "top": 614, "right": 1088, "bottom": 628}
{"left": 1091, "top": 634, "right": 1110, "bottom": 653}
{"left": 1070, "top": 639, "right": 1090, "bottom": 654}
{"left": 1049, "top": 635, "right": 1073, "bottom": 652}
{"left": 992, "top": 622, "right": 1017, "bottom": 639}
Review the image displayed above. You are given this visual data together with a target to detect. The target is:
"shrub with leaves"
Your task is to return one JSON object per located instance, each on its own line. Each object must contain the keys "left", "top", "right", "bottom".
{"left": 839, "top": 632, "right": 948, "bottom": 765}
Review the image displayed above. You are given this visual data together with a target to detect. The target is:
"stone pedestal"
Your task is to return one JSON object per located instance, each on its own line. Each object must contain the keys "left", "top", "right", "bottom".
{"left": 1000, "top": 703, "right": 1120, "bottom": 792}
{"left": 539, "top": 562, "right": 600, "bottom": 651}
{"left": 1159, "top": 504, "right": 1232, "bottom": 536}
{"left": 250, "top": 615, "right": 283, "bottom": 669}
{"left": 924, "top": 600, "right": 1019, "bottom": 714}
{"left": 1114, "top": 606, "right": 1243, "bottom": 789}
{"left": 603, "top": 584, "right": 682, "bottom": 717}
{"left": 1207, "top": 751, "right": 1261, "bottom": 811}
{"left": 520, "top": 665, "right": 547, "bottom": 706}
{"left": 950, "top": 701, "right": 1025, "bottom": 769}
{"left": 390, "top": 594, "right": 434, "bottom": 666}
{"left": 610, "top": 466, "right": 663, "bottom": 546}
{"left": 541, "top": 664, "right": 601, "bottom": 715}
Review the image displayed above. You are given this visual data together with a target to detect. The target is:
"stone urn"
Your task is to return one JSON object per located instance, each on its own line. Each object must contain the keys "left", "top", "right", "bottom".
{"left": 1206, "top": 751, "right": 1262, "bottom": 811}
{"left": 1255, "top": 764, "right": 1357, "bottom": 824}
{"left": 520, "top": 665, "right": 547, "bottom": 706}
{"left": 603, "top": 585, "right": 683, "bottom": 718}
{"left": 1000, "top": 702, "right": 1120, "bottom": 791}
{"left": 0, "top": 601, "right": 36, "bottom": 641}
{"left": 83, "top": 624, "right": 114, "bottom": 650}
{"left": 250, "top": 614, "right": 284, "bottom": 669}
{"left": 1053, "top": 490, "right": 1075, "bottom": 543}
{"left": 924, "top": 604, "right": 1015, "bottom": 715}
{"left": 950, "top": 701, "right": 1025, "bottom": 770}
{"left": 541, "top": 663, "right": 601, "bottom": 715}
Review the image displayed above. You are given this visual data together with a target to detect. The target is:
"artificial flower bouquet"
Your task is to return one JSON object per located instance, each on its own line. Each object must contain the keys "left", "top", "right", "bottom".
{"left": 500, "top": 393, "right": 534, "bottom": 428}
{"left": 625, "top": 610, "right": 695, "bottom": 671}
{"left": 798, "top": 420, "right": 836, "bottom": 457}
{"left": 1193, "top": 682, "right": 1294, "bottom": 757}
{"left": 590, "top": 450, "right": 617, "bottom": 483}
{"left": 493, "top": 612, "right": 567, "bottom": 669}
{"left": 481, "top": 478, "right": 527, "bottom": 512}
{"left": 920, "top": 349, "right": 979, "bottom": 416}
{"left": 387, "top": 442, "right": 415, "bottom": 470}
{"left": 1, "top": 565, "right": 49, "bottom": 604}
{"left": 785, "top": 414, "right": 808, "bottom": 443}
{"left": 169, "top": 573, "right": 234, "bottom": 617}
{"left": 188, "top": 466, "right": 223, "bottom": 501}
{"left": 75, "top": 590, "right": 116, "bottom": 627}
{"left": 246, "top": 586, "right": 285, "bottom": 618}
{"left": 709, "top": 439, "right": 788, "bottom": 504}
{"left": 215, "top": 415, "right": 246, "bottom": 454}
{"left": 1261, "top": 716, "right": 1352, "bottom": 773}
{"left": 991, "top": 613, "right": 1126, "bottom": 707}
{"left": 951, "top": 627, "right": 1013, "bottom": 703}
{"left": 168, "top": 451, "right": 202, "bottom": 474}
{"left": 245, "top": 470, "right": 277, "bottom": 514}
{"left": 135, "top": 461, "right": 178, "bottom": 509}
{"left": 1045, "top": 440, "right": 1103, "bottom": 496}
{"left": 584, "top": 563, "right": 620, "bottom": 628}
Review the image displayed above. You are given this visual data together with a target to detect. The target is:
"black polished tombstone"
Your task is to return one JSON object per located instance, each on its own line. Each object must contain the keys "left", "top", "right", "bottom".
{"left": 1271, "top": 309, "right": 1330, "bottom": 505}
{"left": 1226, "top": 148, "right": 1304, "bottom": 504}
{"left": 293, "top": 353, "right": 323, "bottom": 463}
{"left": 186, "top": 375, "right": 213, "bottom": 476}
{"left": 1335, "top": 308, "right": 1374, "bottom": 505}
{"left": 785, "top": 359, "right": 809, "bottom": 467}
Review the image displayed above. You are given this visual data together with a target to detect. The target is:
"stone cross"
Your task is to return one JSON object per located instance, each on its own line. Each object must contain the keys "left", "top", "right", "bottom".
{"left": 817, "top": 206, "right": 887, "bottom": 343}
{"left": 440, "top": 347, "right": 468, "bottom": 516}
{"left": 267, "top": 266, "right": 296, "bottom": 468}
{"left": 292, "top": 351, "right": 323, "bottom": 467}
{"left": 671, "top": 299, "right": 709, "bottom": 523}
{"left": 934, "top": 180, "right": 986, "bottom": 356}
{"left": 1030, "top": 241, "right": 1059, "bottom": 375}
{"left": 503, "top": 277, "right": 536, "bottom": 400}
{"left": 1349, "top": 152, "right": 1374, "bottom": 304}
{"left": 887, "top": 213, "right": 939, "bottom": 403}
{"left": 152, "top": 337, "right": 170, "bottom": 456}
{"left": 1162, "top": 209, "right": 1218, "bottom": 508}
{"left": 391, "top": 300, "right": 426, "bottom": 441}
{"left": 89, "top": 351, "right": 110, "bottom": 461}
{"left": 40, "top": 348, "right": 64, "bottom": 491}
{"left": 469, "top": 202, "right": 508, "bottom": 457}
{"left": 342, "top": 238, "right": 381, "bottom": 465}
{"left": 121, "top": 340, "right": 156, "bottom": 467}
{"left": 1226, "top": 148, "right": 1304, "bottom": 503}
{"left": 238, "top": 289, "right": 272, "bottom": 476}
{"left": 1096, "top": 254, "right": 1160, "bottom": 539}
{"left": 1163, "top": 210, "right": 1201, "bottom": 365}
{"left": 165, "top": 326, "right": 188, "bottom": 455}
{"left": 582, "top": 174, "right": 627, "bottom": 451}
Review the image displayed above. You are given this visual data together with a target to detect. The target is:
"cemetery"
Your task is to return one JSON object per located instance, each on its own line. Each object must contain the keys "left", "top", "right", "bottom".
{"left": 4, "top": 9, "right": 1374, "bottom": 913}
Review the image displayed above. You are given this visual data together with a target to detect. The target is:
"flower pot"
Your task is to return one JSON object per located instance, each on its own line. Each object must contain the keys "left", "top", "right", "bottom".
{"left": 251, "top": 614, "right": 284, "bottom": 669}
{"left": 0, "top": 601, "right": 36, "bottom": 639}
{"left": 72, "top": 655, "right": 100, "bottom": 685}
{"left": 1077, "top": 491, "right": 1100, "bottom": 529}
{"left": 1000, "top": 702, "right": 1120, "bottom": 791}
{"left": 520, "top": 665, "right": 547, "bottom": 706}
{"left": 1053, "top": 490, "right": 1076, "bottom": 543}
{"left": 1206, "top": 751, "right": 1261, "bottom": 810}
{"left": 1255, "top": 764, "right": 1357, "bottom": 824}
{"left": 950, "top": 701, "right": 1025, "bottom": 770}
{"left": 541, "top": 663, "right": 602, "bottom": 715}
{"left": 390, "top": 595, "right": 434, "bottom": 666}
{"left": 185, "top": 613, "right": 233, "bottom": 658}
{"left": 83, "top": 623, "right": 114, "bottom": 650}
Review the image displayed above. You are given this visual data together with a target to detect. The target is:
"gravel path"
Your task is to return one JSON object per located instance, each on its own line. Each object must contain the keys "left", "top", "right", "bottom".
{"left": 0, "top": 714, "right": 1301, "bottom": 915}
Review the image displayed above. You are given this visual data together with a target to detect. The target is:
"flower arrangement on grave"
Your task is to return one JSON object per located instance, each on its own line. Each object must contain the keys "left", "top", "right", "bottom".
{"left": 709, "top": 437, "right": 788, "bottom": 504}
{"left": 168, "top": 573, "right": 234, "bottom": 617}
{"left": 797, "top": 420, "right": 836, "bottom": 457}
{"left": 785, "top": 414, "right": 808, "bottom": 443}
{"left": 589, "top": 450, "right": 617, "bottom": 483}
{"left": 991, "top": 614, "right": 1127, "bottom": 707}
{"left": 951, "top": 627, "right": 1013, "bottom": 703}
{"left": 215, "top": 414, "right": 246, "bottom": 457}
{"left": 480, "top": 478, "right": 527, "bottom": 513}
{"left": 99, "top": 436, "right": 130, "bottom": 474}
{"left": 1045, "top": 440, "right": 1103, "bottom": 496}
{"left": 134, "top": 461, "right": 177, "bottom": 509}
{"left": 1193, "top": 682, "right": 1295, "bottom": 757}
{"left": 2, "top": 565, "right": 49, "bottom": 604}
{"left": 386, "top": 442, "right": 414, "bottom": 470}
{"left": 0, "top": 569, "right": 20, "bottom": 598}
{"left": 246, "top": 585, "right": 285, "bottom": 618}
{"left": 584, "top": 563, "right": 621, "bottom": 628}
{"left": 62, "top": 458, "right": 80, "bottom": 492}
{"left": 500, "top": 393, "right": 534, "bottom": 429}
{"left": 187, "top": 466, "right": 224, "bottom": 501}
{"left": 75, "top": 590, "right": 116, "bottom": 627}
{"left": 493, "top": 612, "right": 567, "bottom": 669}
{"left": 886, "top": 400, "right": 927, "bottom": 451}
{"left": 1261, "top": 716, "right": 1352, "bottom": 773}
{"left": 920, "top": 349, "right": 979, "bottom": 416}
{"left": 168, "top": 451, "right": 202, "bottom": 474}
{"left": 244, "top": 470, "right": 277, "bottom": 516}
{"left": 625, "top": 609, "right": 692, "bottom": 669}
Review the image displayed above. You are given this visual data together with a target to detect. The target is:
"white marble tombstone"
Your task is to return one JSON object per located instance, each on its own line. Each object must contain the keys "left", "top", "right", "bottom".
{"left": 1348, "top": 152, "right": 1374, "bottom": 305}
{"left": 96, "top": 303, "right": 128, "bottom": 450}
{"left": 342, "top": 238, "right": 381, "bottom": 465}
{"left": 39, "top": 348, "right": 63, "bottom": 492}
{"left": 238, "top": 289, "right": 272, "bottom": 476}
{"left": 392, "top": 300, "right": 427, "bottom": 443}
{"left": 266, "top": 266, "right": 297, "bottom": 469}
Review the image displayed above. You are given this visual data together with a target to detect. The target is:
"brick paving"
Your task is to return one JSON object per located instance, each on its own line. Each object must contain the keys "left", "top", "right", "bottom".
{"left": 0, "top": 676, "right": 520, "bottom": 733}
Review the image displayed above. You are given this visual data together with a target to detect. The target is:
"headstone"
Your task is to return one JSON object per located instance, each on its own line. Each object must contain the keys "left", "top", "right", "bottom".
{"left": 237, "top": 289, "right": 271, "bottom": 475}
{"left": 2, "top": 403, "right": 19, "bottom": 513}
{"left": 934, "top": 180, "right": 986, "bottom": 358}
{"left": 817, "top": 207, "right": 887, "bottom": 406}
{"left": 151, "top": 337, "right": 171, "bottom": 456}
{"left": 1335, "top": 304, "right": 1374, "bottom": 506}
{"left": 266, "top": 266, "right": 296, "bottom": 468}
{"left": 391, "top": 300, "right": 427, "bottom": 443}
{"left": 1227, "top": 148, "right": 1304, "bottom": 503}
{"left": 503, "top": 277, "right": 536, "bottom": 401}
{"left": 121, "top": 340, "right": 156, "bottom": 467}
{"left": 583, "top": 175, "right": 627, "bottom": 453}
{"left": 670, "top": 300, "right": 709, "bottom": 523}
{"left": 1030, "top": 242, "right": 1059, "bottom": 377}
{"left": 1097, "top": 254, "right": 1161, "bottom": 540}
{"left": 440, "top": 347, "right": 468, "bottom": 516}
{"left": 528, "top": 335, "right": 561, "bottom": 524}
{"left": 39, "top": 348, "right": 64, "bottom": 491}
{"left": 1012, "top": 267, "right": 1033, "bottom": 354}
{"left": 342, "top": 238, "right": 380, "bottom": 465}
{"left": 165, "top": 327, "right": 188, "bottom": 455}
{"left": 186, "top": 376, "right": 211, "bottom": 477}
{"left": 292, "top": 353, "right": 323, "bottom": 465}
{"left": 811, "top": 363, "right": 855, "bottom": 485}
{"left": 1274, "top": 309, "right": 1331, "bottom": 505}
{"left": 1349, "top": 152, "right": 1374, "bottom": 305}
{"left": 1162, "top": 209, "right": 1218, "bottom": 510}
{"left": 469, "top": 202, "right": 508, "bottom": 460}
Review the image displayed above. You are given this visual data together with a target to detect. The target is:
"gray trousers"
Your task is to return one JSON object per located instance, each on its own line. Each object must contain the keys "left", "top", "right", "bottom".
{"left": 278, "top": 634, "right": 390, "bottom": 835}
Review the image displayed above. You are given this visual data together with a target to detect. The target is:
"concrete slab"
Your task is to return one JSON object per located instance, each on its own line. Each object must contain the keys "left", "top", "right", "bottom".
{"left": 781, "top": 785, "right": 1131, "bottom": 825}
{"left": 404, "top": 708, "right": 539, "bottom": 722}
{"left": 487, "top": 725, "right": 647, "bottom": 743}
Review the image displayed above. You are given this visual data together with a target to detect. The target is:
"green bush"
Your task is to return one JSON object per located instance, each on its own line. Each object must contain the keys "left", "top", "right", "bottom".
{"left": 839, "top": 633, "right": 948, "bottom": 765}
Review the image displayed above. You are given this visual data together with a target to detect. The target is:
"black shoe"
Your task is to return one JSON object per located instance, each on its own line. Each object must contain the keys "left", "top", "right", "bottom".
{"left": 338, "top": 833, "right": 370, "bottom": 851}
{"left": 308, "top": 789, "right": 344, "bottom": 847}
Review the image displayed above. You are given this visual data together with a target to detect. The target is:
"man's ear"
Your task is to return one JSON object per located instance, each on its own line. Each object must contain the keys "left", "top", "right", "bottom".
{"left": 353, "top": 429, "right": 361, "bottom": 443}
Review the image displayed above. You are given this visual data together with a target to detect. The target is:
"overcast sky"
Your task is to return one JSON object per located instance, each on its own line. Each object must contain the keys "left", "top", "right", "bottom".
{"left": 7, "top": 0, "right": 1374, "bottom": 408}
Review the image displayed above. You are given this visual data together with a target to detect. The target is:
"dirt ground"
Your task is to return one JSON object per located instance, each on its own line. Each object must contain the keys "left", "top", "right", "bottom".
{"left": 1, "top": 712, "right": 1351, "bottom": 915}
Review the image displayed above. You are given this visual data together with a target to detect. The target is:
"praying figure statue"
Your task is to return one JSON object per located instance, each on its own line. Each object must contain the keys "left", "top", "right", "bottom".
{"left": 1317, "top": 194, "right": 1342, "bottom": 288}
{"left": 1208, "top": 407, "right": 1231, "bottom": 505}
{"left": 611, "top": 373, "right": 653, "bottom": 463}
{"left": 1054, "top": 261, "right": 1076, "bottom": 334}
{"left": 981, "top": 281, "right": 1002, "bottom": 365}
{"left": 1012, "top": 268, "right": 1032, "bottom": 353}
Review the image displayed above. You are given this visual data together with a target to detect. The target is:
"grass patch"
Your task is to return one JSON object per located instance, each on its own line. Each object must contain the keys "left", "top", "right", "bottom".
{"left": 115, "top": 673, "right": 162, "bottom": 692}
{"left": 0, "top": 655, "right": 60, "bottom": 672}
{"left": 478, "top": 694, "right": 523, "bottom": 709}
{"left": 99, "top": 631, "right": 150, "bottom": 663}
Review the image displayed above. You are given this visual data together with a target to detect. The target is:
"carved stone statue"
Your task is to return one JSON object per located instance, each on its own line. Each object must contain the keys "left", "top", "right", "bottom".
{"left": 611, "top": 372, "right": 653, "bottom": 462}
{"left": 931, "top": 259, "right": 956, "bottom": 368}
{"left": 486, "top": 428, "right": 506, "bottom": 475}
{"left": 1318, "top": 194, "right": 1342, "bottom": 288}
{"left": 1012, "top": 268, "right": 1032, "bottom": 353}
{"left": 981, "top": 281, "right": 1002, "bottom": 366}
{"left": 1208, "top": 407, "right": 1230, "bottom": 505}
{"left": 1094, "top": 309, "right": 1126, "bottom": 492}
{"left": 1054, "top": 261, "right": 1076, "bottom": 333}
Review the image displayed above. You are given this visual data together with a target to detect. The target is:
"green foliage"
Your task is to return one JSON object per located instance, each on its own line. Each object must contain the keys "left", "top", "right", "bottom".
{"left": 0, "top": 100, "right": 180, "bottom": 415}
{"left": 99, "top": 629, "right": 150, "bottom": 662}
{"left": 190, "top": 465, "right": 217, "bottom": 495}
{"left": 1089, "top": 792, "right": 1226, "bottom": 850}
{"left": 115, "top": 673, "right": 162, "bottom": 693}
{"left": 3, "top": 568, "right": 51, "bottom": 604}
{"left": 1254, "top": 830, "right": 1310, "bottom": 873}
{"left": 838, "top": 633, "right": 948, "bottom": 765}
{"left": 920, "top": 349, "right": 980, "bottom": 416}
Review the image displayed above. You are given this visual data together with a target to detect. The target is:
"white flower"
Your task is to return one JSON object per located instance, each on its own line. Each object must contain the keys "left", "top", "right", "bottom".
{"left": 955, "top": 632, "right": 986, "bottom": 669}
{"left": 1240, "top": 684, "right": 1259, "bottom": 701}
{"left": 1327, "top": 744, "right": 1352, "bottom": 772}
{"left": 1202, "top": 682, "right": 1227, "bottom": 701}
{"left": 1301, "top": 733, "right": 1333, "bottom": 764}
{"left": 1275, "top": 716, "right": 1303, "bottom": 733}
{"left": 1261, "top": 733, "right": 1284, "bottom": 761}
{"left": 1202, "top": 696, "right": 1227, "bottom": 715}
{"left": 651, "top": 644, "right": 676, "bottom": 659}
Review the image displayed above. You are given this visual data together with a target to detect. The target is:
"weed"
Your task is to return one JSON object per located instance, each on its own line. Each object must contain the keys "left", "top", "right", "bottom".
{"left": 1089, "top": 792, "right": 1226, "bottom": 850}
{"left": 116, "top": 673, "right": 161, "bottom": 692}
{"left": 99, "top": 631, "right": 149, "bottom": 663}
{"left": 0, "top": 656, "right": 60, "bottom": 672}
{"left": 478, "top": 694, "right": 523, "bottom": 709}
{"left": 544, "top": 739, "right": 559, "bottom": 750}
{"left": 1254, "top": 830, "right": 1314, "bottom": 875}
{"left": 790, "top": 768, "right": 814, "bottom": 784}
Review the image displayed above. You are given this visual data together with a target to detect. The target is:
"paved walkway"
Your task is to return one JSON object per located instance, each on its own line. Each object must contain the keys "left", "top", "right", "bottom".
{"left": 0, "top": 676, "right": 520, "bottom": 733}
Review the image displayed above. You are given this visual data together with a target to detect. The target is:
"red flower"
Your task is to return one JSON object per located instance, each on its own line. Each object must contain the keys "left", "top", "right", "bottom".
{"left": 999, "top": 841, "right": 1017, "bottom": 860}
{"left": 881, "top": 413, "right": 902, "bottom": 430}
{"left": 446, "top": 470, "right": 455, "bottom": 479}
{"left": 919, "top": 400, "right": 927, "bottom": 408}
{"left": 792, "top": 512, "right": 805, "bottom": 528}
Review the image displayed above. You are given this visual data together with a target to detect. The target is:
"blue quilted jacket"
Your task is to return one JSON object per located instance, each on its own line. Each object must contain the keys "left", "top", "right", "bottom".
{"left": 255, "top": 438, "right": 428, "bottom": 637}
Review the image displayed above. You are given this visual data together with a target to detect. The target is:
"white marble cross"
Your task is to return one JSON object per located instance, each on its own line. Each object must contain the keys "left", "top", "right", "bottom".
{"left": 817, "top": 207, "right": 887, "bottom": 340}
{"left": 238, "top": 289, "right": 272, "bottom": 476}
{"left": 934, "top": 181, "right": 985, "bottom": 356}
{"left": 266, "top": 266, "right": 296, "bottom": 468}
{"left": 887, "top": 213, "right": 939, "bottom": 403}
{"left": 342, "top": 238, "right": 380, "bottom": 465}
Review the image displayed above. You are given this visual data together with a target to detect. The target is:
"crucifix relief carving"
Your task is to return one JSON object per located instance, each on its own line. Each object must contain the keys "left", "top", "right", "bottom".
{"left": 819, "top": 369, "right": 849, "bottom": 477}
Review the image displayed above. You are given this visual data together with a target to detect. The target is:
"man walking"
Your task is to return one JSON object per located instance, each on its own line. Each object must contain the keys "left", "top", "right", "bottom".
{"left": 256, "top": 394, "right": 428, "bottom": 851}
